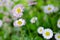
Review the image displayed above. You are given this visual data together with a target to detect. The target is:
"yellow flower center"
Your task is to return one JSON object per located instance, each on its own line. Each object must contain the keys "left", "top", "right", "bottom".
{"left": 17, "top": 21, "right": 22, "bottom": 25}
{"left": 45, "top": 31, "right": 50, "bottom": 36}
{"left": 58, "top": 22, "right": 60, "bottom": 24}
{"left": 48, "top": 7, "right": 51, "bottom": 11}
{"left": 40, "top": 29, "right": 42, "bottom": 32}
{"left": 16, "top": 8, "right": 21, "bottom": 14}
{"left": 57, "top": 35, "right": 60, "bottom": 38}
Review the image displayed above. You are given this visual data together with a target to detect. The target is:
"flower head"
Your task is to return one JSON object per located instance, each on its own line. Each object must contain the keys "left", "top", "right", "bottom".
{"left": 55, "top": 33, "right": 60, "bottom": 40}
{"left": 30, "top": 17, "right": 38, "bottom": 23}
{"left": 42, "top": 28, "right": 53, "bottom": 39}
{"left": 12, "top": 4, "right": 24, "bottom": 18}
{"left": 13, "top": 19, "right": 26, "bottom": 27}
{"left": 37, "top": 27, "right": 44, "bottom": 34}
{"left": 43, "top": 5, "right": 55, "bottom": 14}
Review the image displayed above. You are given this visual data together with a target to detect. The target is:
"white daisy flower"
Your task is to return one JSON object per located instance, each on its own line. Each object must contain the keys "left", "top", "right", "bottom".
{"left": 13, "top": 19, "right": 26, "bottom": 27}
{"left": 12, "top": 4, "right": 24, "bottom": 18}
{"left": 55, "top": 33, "right": 60, "bottom": 40}
{"left": 42, "top": 28, "right": 53, "bottom": 39}
{"left": 43, "top": 4, "right": 55, "bottom": 14}
{"left": 30, "top": 17, "right": 38, "bottom": 24}
{"left": 37, "top": 27, "right": 44, "bottom": 34}
{"left": 57, "top": 19, "right": 60, "bottom": 28}
{"left": 0, "top": 20, "right": 3, "bottom": 27}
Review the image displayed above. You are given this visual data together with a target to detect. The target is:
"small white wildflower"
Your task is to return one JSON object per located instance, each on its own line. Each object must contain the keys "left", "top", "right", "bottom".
{"left": 12, "top": 4, "right": 24, "bottom": 18}
{"left": 13, "top": 19, "right": 26, "bottom": 27}
{"left": 43, "top": 4, "right": 55, "bottom": 14}
{"left": 55, "top": 33, "right": 60, "bottom": 40}
{"left": 42, "top": 28, "right": 53, "bottom": 39}
{"left": 30, "top": 17, "right": 38, "bottom": 23}
{"left": 37, "top": 27, "right": 44, "bottom": 34}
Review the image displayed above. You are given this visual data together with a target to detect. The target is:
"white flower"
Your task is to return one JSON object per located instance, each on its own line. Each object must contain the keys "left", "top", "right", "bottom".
{"left": 37, "top": 27, "right": 44, "bottom": 34}
{"left": 12, "top": 4, "right": 24, "bottom": 18}
{"left": 42, "top": 28, "right": 53, "bottom": 39}
{"left": 13, "top": 19, "right": 26, "bottom": 27}
{"left": 0, "top": 20, "right": 3, "bottom": 27}
{"left": 55, "top": 33, "right": 60, "bottom": 40}
{"left": 57, "top": 19, "right": 60, "bottom": 28}
{"left": 44, "top": 4, "right": 55, "bottom": 14}
{"left": 30, "top": 17, "right": 38, "bottom": 23}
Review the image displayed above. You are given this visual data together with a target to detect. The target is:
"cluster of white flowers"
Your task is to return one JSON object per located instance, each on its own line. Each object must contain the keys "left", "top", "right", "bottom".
{"left": 43, "top": 4, "right": 59, "bottom": 14}
{"left": 11, "top": 4, "right": 26, "bottom": 27}
{"left": 37, "top": 27, "right": 53, "bottom": 39}
{"left": 37, "top": 26, "right": 60, "bottom": 40}
{"left": 0, "top": 0, "right": 60, "bottom": 40}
